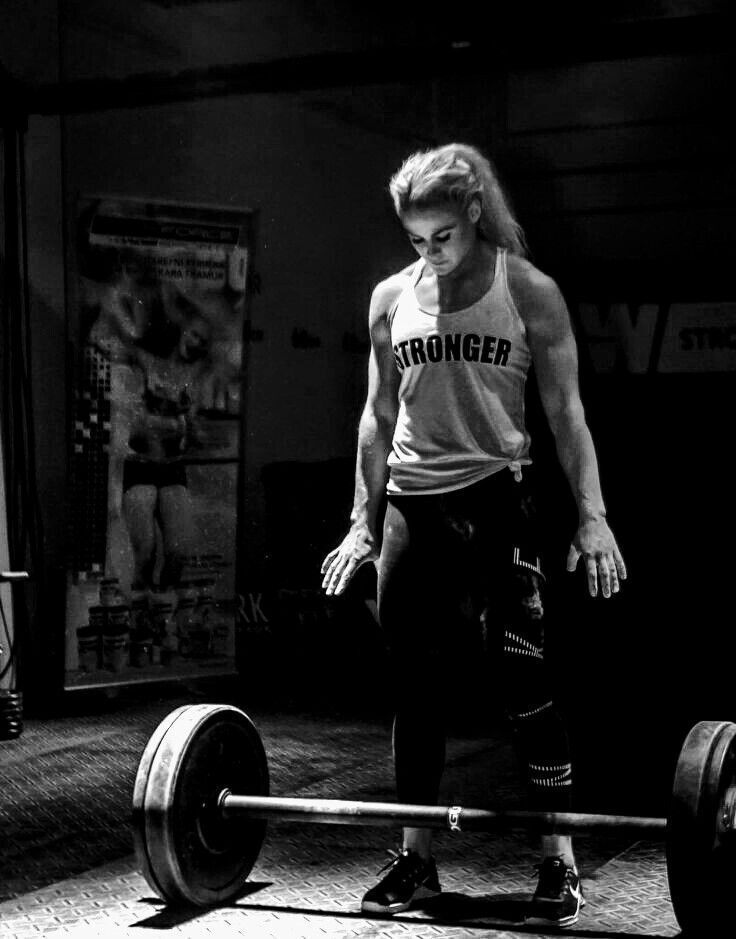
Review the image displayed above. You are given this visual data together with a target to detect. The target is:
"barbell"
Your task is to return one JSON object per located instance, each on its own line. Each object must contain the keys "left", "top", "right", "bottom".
{"left": 132, "top": 703, "right": 736, "bottom": 932}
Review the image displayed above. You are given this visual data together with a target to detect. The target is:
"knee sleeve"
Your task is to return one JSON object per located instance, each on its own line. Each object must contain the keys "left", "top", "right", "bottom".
{"left": 494, "top": 574, "right": 574, "bottom": 812}
{"left": 508, "top": 705, "right": 573, "bottom": 813}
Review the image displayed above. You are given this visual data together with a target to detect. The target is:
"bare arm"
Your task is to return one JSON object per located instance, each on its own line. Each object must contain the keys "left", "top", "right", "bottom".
{"left": 512, "top": 260, "right": 627, "bottom": 598}
{"left": 321, "top": 277, "right": 402, "bottom": 596}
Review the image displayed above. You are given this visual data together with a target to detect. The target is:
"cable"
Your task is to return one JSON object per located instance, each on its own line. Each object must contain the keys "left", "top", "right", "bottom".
{"left": 1, "top": 117, "right": 44, "bottom": 709}
{"left": 0, "top": 593, "right": 16, "bottom": 681}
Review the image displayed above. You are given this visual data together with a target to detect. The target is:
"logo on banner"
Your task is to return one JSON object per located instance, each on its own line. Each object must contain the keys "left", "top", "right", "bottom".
{"left": 576, "top": 302, "right": 736, "bottom": 374}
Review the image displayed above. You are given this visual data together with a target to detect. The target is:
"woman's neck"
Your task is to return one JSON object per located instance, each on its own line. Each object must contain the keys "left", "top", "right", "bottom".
{"left": 428, "top": 240, "right": 497, "bottom": 313}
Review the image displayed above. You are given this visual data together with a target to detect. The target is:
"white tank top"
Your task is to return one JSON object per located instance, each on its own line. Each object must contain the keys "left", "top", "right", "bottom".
{"left": 387, "top": 248, "right": 532, "bottom": 495}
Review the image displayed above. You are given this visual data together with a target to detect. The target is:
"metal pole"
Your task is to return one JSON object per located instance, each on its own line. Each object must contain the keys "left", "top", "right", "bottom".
{"left": 220, "top": 793, "right": 668, "bottom": 838}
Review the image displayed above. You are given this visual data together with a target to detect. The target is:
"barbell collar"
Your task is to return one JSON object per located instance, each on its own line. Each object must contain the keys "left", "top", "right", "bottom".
{"left": 219, "top": 792, "right": 668, "bottom": 837}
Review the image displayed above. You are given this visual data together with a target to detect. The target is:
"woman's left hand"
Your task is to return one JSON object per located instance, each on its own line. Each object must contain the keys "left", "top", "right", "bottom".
{"left": 566, "top": 517, "right": 627, "bottom": 598}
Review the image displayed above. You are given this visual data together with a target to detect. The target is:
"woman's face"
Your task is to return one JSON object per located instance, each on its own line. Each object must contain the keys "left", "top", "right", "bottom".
{"left": 399, "top": 200, "right": 481, "bottom": 277}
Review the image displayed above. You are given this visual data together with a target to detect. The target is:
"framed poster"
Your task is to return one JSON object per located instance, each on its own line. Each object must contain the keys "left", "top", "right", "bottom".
{"left": 63, "top": 198, "right": 252, "bottom": 690}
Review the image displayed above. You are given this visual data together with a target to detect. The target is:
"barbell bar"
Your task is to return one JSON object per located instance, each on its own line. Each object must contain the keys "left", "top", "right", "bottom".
{"left": 132, "top": 703, "right": 736, "bottom": 933}
{"left": 220, "top": 792, "right": 668, "bottom": 837}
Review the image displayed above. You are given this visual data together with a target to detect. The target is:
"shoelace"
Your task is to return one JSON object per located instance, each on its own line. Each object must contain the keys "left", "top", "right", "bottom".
{"left": 532, "top": 858, "right": 575, "bottom": 892}
{"left": 376, "top": 847, "right": 427, "bottom": 877}
{"left": 377, "top": 848, "right": 403, "bottom": 875}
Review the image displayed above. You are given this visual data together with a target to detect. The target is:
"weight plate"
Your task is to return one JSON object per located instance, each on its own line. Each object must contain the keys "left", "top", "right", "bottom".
{"left": 134, "top": 703, "right": 269, "bottom": 907}
{"left": 667, "top": 719, "right": 736, "bottom": 933}
{"left": 132, "top": 704, "right": 212, "bottom": 900}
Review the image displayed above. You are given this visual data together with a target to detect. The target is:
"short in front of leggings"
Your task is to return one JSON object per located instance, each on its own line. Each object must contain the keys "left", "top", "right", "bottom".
{"left": 377, "top": 467, "right": 546, "bottom": 657}
{"left": 122, "top": 459, "right": 188, "bottom": 493}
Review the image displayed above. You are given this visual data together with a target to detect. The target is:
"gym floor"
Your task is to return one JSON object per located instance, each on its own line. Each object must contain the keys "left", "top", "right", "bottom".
{"left": 0, "top": 680, "right": 680, "bottom": 939}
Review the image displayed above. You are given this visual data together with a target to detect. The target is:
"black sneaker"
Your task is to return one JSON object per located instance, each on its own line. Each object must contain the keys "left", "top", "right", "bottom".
{"left": 361, "top": 848, "right": 441, "bottom": 915}
{"left": 526, "top": 856, "right": 585, "bottom": 928}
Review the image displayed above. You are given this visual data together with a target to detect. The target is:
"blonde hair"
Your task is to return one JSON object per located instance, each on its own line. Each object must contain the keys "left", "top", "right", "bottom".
{"left": 389, "top": 143, "right": 527, "bottom": 256}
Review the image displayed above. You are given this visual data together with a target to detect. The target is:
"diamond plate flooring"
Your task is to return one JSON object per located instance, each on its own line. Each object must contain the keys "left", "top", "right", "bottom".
{"left": 0, "top": 685, "right": 681, "bottom": 937}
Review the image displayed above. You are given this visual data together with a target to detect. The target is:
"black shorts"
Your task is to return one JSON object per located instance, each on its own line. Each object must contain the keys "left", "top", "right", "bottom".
{"left": 122, "top": 459, "right": 188, "bottom": 493}
{"left": 378, "top": 468, "right": 546, "bottom": 658}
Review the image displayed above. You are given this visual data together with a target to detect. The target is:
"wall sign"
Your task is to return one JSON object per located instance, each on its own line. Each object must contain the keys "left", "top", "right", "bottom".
{"left": 576, "top": 301, "right": 736, "bottom": 375}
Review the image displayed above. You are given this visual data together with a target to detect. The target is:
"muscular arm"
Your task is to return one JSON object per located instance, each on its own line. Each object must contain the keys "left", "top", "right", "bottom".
{"left": 351, "top": 290, "right": 401, "bottom": 530}
{"left": 321, "top": 277, "right": 403, "bottom": 595}
{"left": 510, "top": 259, "right": 626, "bottom": 597}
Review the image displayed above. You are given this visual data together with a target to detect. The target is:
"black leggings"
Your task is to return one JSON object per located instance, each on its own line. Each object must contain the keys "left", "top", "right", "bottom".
{"left": 378, "top": 469, "right": 573, "bottom": 814}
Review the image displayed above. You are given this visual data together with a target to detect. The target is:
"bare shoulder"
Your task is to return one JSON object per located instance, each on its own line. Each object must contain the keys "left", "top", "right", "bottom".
{"left": 368, "top": 265, "right": 414, "bottom": 328}
{"left": 506, "top": 254, "right": 564, "bottom": 313}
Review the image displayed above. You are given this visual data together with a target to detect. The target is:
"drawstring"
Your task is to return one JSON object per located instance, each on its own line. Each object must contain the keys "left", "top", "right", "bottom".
{"left": 509, "top": 461, "right": 523, "bottom": 482}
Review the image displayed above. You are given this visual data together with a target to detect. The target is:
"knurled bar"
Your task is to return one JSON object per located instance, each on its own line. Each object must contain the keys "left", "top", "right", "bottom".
{"left": 220, "top": 793, "right": 668, "bottom": 837}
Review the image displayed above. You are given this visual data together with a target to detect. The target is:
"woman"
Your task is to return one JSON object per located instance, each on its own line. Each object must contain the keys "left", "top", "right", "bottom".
{"left": 90, "top": 278, "right": 211, "bottom": 591}
{"left": 321, "top": 143, "right": 626, "bottom": 927}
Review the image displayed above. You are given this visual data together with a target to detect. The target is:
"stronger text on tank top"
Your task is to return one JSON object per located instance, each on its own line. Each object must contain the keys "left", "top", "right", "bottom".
{"left": 387, "top": 248, "right": 532, "bottom": 495}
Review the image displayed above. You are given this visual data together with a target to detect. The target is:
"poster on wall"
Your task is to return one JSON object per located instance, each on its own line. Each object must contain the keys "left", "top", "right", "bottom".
{"left": 63, "top": 198, "right": 252, "bottom": 690}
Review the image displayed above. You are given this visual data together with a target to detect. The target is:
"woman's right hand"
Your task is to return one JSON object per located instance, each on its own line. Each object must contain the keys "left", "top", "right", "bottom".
{"left": 320, "top": 525, "right": 378, "bottom": 596}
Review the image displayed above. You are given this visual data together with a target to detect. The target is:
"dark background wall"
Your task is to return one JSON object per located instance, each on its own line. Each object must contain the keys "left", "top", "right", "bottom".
{"left": 1, "top": 1, "right": 734, "bottom": 813}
